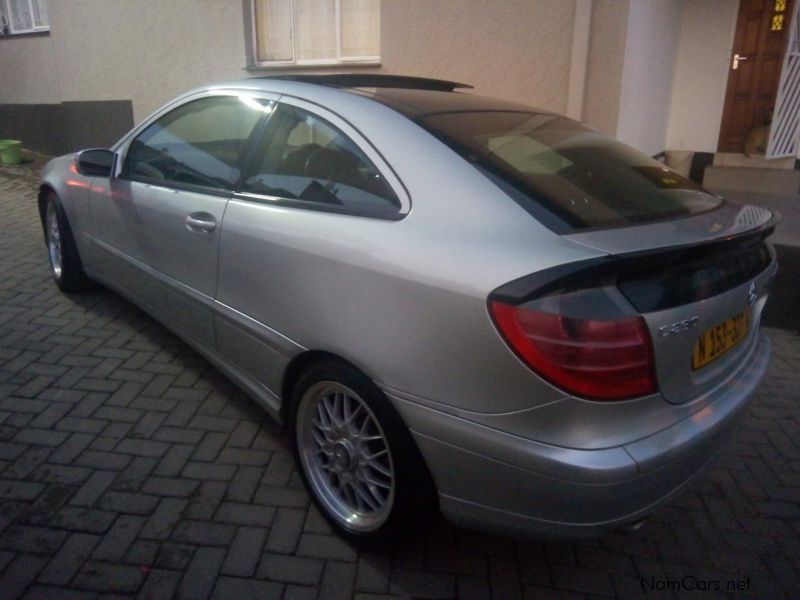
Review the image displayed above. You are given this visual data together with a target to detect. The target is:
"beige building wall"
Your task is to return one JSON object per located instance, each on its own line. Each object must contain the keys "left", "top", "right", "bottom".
{"left": 665, "top": 0, "right": 740, "bottom": 152}
{"left": 0, "top": 34, "right": 60, "bottom": 103}
{"left": 3, "top": 0, "right": 736, "bottom": 158}
{"left": 379, "top": 0, "right": 576, "bottom": 114}
{"left": 2, "top": 0, "right": 579, "bottom": 126}
{"left": 54, "top": 0, "right": 247, "bottom": 123}
{"left": 0, "top": 0, "right": 248, "bottom": 123}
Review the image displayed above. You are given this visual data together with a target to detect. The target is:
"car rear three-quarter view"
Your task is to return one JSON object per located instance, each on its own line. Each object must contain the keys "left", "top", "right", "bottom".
{"left": 38, "top": 75, "right": 777, "bottom": 542}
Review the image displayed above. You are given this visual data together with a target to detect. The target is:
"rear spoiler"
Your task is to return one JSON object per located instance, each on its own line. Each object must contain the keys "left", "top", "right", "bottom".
{"left": 491, "top": 210, "right": 779, "bottom": 311}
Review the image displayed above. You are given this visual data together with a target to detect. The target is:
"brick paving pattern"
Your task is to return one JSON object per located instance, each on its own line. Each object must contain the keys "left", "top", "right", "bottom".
{"left": 0, "top": 153, "right": 798, "bottom": 598}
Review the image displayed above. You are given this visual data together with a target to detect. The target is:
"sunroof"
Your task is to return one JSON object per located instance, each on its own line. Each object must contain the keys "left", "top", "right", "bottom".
{"left": 254, "top": 73, "right": 473, "bottom": 92}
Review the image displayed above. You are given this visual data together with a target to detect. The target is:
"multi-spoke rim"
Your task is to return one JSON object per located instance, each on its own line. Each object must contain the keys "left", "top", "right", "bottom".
{"left": 297, "top": 381, "right": 395, "bottom": 532}
{"left": 46, "top": 201, "right": 62, "bottom": 279}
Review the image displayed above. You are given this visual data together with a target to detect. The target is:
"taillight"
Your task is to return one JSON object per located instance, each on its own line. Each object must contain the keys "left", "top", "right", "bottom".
{"left": 489, "top": 300, "right": 657, "bottom": 400}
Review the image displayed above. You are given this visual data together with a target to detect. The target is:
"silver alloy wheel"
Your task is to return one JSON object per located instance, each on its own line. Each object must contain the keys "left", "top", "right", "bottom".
{"left": 46, "top": 201, "right": 63, "bottom": 280}
{"left": 297, "top": 381, "right": 395, "bottom": 532}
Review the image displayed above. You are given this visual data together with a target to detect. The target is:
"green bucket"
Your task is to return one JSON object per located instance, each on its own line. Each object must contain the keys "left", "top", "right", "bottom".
{"left": 0, "top": 140, "right": 22, "bottom": 165}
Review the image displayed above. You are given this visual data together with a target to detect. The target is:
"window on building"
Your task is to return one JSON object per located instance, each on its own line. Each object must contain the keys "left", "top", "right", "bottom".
{"left": 1, "top": 0, "right": 49, "bottom": 35}
{"left": 252, "top": 0, "right": 380, "bottom": 66}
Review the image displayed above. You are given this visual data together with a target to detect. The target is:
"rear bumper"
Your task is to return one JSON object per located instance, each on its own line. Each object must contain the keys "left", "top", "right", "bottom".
{"left": 388, "top": 332, "right": 771, "bottom": 539}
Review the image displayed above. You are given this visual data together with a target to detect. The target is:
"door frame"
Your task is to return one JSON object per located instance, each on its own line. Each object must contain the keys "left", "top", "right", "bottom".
{"left": 717, "top": 0, "right": 794, "bottom": 152}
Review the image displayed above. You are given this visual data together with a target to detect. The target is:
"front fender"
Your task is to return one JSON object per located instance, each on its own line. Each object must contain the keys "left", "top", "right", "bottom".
{"left": 39, "top": 153, "right": 93, "bottom": 258}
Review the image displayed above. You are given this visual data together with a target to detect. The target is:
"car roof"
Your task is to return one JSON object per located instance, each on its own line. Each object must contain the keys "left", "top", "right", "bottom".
{"left": 204, "top": 74, "right": 547, "bottom": 121}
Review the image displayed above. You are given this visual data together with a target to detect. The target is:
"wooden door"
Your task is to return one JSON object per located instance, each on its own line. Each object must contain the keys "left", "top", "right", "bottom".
{"left": 718, "top": 0, "right": 793, "bottom": 152}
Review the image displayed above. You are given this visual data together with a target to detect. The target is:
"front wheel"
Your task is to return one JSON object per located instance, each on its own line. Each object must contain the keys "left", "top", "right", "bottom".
{"left": 44, "top": 193, "right": 89, "bottom": 293}
{"left": 291, "top": 360, "right": 436, "bottom": 542}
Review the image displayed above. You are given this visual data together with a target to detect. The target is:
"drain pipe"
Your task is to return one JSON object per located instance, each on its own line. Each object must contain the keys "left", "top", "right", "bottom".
{"left": 566, "top": 0, "right": 593, "bottom": 121}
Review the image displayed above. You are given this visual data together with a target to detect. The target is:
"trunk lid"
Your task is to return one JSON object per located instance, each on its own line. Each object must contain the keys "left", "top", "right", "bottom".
{"left": 563, "top": 201, "right": 774, "bottom": 255}
{"left": 565, "top": 202, "right": 777, "bottom": 404}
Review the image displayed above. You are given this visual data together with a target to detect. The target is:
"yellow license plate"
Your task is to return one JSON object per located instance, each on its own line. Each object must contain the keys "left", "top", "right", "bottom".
{"left": 692, "top": 311, "right": 749, "bottom": 370}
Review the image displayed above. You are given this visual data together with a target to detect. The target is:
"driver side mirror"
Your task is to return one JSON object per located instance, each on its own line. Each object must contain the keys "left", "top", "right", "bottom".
{"left": 76, "top": 148, "right": 115, "bottom": 177}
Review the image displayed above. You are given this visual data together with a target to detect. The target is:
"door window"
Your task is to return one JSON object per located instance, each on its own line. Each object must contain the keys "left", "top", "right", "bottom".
{"left": 240, "top": 104, "right": 400, "bottom": 216}
{"left": 123, "top": 95, "right": 267, "bottom": 191}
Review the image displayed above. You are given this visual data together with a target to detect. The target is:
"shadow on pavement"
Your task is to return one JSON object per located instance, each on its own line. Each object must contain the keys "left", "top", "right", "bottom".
{"left": 762, "top": 244, "right": 800, "bottom": 332}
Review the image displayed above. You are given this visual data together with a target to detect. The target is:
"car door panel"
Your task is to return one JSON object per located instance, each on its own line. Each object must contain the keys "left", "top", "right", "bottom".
{"left": 87, "top": 175, "right": 156, "bottom": 301}
{"left": 89, "top": 179, "right": 226, "bottom": 347}
{"left": 213, "top": 299, "right": 303, "bottom": 402}
{"left": 215, "top": 99, "right": 408, "bottom": 396}
{"left": 89, "top": 92, "right": 275, "bottom": 349}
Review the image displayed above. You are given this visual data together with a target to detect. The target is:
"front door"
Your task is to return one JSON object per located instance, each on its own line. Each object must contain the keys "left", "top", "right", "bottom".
{"left": 94, "top": 179, "right": 230, "bottom": 346}
{"left": 718, "top": 0, "right": 793, "bottom": 152}
{"left": 90, "top": 94, "right": 268, "bottom": 348}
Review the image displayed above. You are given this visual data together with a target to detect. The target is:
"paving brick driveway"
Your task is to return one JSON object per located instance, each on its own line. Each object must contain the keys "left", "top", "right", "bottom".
{"left": 0, "top": 153, "right": 798, "bottom": 599}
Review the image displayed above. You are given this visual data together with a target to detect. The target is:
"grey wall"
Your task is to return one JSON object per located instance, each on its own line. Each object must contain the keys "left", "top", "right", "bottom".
{"left": 0, "top": 100, "right": 133, "bottom": 155}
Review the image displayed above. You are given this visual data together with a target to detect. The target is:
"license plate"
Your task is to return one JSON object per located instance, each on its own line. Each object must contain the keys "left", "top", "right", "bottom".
{"left": 692, "top": 311, "right": 749, "bottom": 370}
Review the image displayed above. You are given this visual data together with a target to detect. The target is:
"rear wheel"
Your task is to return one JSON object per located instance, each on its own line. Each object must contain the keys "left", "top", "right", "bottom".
{"left": 45, "top": 193, "right": 89, "bottom": 293}
{"left": 291, "top": 359, "right": 436, "bottom": 542}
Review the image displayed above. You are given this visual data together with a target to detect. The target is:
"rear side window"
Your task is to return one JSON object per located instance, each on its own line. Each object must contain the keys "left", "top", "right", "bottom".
{"left": 123, "top": 96, "right": 265, "bottom": 191}
{"left": 420, "top": 111, "right": 722, "bottom": 232}
{"left": 240, "top": 104, "right": 400, "bottom": 217}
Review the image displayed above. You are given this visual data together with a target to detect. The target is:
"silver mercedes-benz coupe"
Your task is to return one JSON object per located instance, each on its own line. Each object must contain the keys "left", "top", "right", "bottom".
{"left": 38, "top": 74, "right": 777, "bottom": 541}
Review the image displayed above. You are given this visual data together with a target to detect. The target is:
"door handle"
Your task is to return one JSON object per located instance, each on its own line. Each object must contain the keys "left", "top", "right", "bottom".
{"left": 732, "top": 53, "right": 748, "bottom": 70}
{"left": 184, "top": 212, "right": 216, "bottom": 233}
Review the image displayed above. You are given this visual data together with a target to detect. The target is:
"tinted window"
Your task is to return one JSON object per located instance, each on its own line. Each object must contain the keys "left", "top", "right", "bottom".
{"left": 124, "top": 96, "right": 266, "bottom": 191}
{"left": 240, "top": 104, "right": 400, "bottom": 216}
{"left": 420, "top": 111, "right": 722, "bottom": 232}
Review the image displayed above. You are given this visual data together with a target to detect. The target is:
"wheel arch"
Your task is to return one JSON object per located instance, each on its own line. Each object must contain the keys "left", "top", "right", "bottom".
{"left": 279, "top": 349, "right": 436, "bottom": 482}
{"left": 280, "top": 350, "right": 366, "bottom": 422}
{"left": 37, "top": 184, "right": 57, "bottom": 233}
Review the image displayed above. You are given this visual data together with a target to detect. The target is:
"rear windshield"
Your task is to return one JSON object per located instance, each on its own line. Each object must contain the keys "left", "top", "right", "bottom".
{"left": 420, "top": 111, "right": 722, "bottom": 232}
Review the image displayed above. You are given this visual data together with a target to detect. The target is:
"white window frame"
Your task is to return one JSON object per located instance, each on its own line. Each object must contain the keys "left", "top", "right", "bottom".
{"left": 1, "top": 0, "right": 49, "bottom": 35}
{"left": 250, "top": 0, "right": 380, "bottom": 68}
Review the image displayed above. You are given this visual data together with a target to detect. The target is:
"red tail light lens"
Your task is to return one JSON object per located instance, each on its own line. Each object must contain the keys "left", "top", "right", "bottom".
{"left": 489, "top": 301, "right": 657, "bottom": 400}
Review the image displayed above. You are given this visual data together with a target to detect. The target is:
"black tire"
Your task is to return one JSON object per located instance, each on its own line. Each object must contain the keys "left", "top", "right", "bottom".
{"left": 44, "top": 192, "right": 90, "bottom": 293}
{"left": 290, "top": 358, "right": 438, "bottom": 543}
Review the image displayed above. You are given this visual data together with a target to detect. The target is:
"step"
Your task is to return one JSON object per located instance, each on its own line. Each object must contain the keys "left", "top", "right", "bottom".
{"left": 703, "top": 166, "right": 800, "bottom": 195}
{"left": 713, "top": 153, "right": 796, "bottom": 170}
